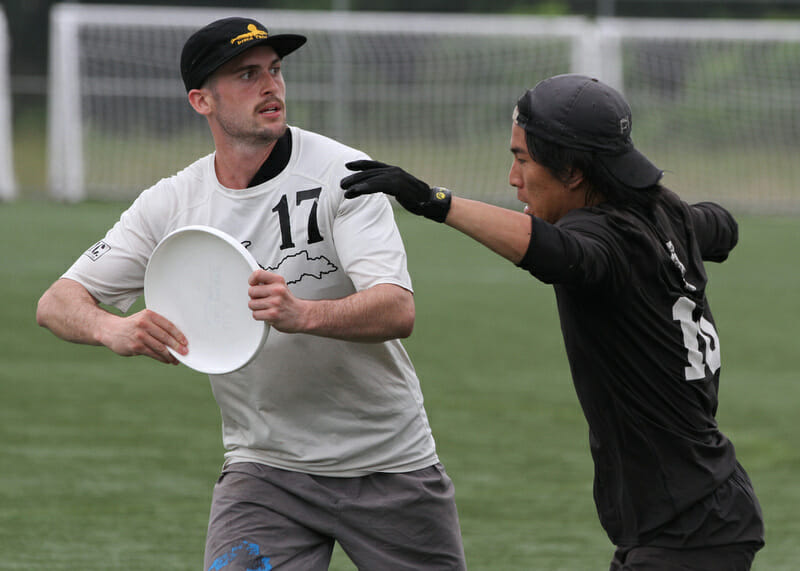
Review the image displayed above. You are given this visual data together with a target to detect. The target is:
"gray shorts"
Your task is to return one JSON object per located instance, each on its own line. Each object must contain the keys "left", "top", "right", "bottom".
{"left": 203, "top": 462, "right": 466, "bottom": 571}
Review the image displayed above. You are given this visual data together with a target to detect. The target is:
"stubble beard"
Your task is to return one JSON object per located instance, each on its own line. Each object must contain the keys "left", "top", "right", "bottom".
{"left": 214, "top": 94, "right": 288, "bottom": 147}
{"left": 223, "top": 116, "right": 287, "bottom": 147}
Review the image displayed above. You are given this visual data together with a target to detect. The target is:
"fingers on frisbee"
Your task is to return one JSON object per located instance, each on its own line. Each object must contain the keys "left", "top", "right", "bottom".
{"left": 248, "top": 269, "right": 285, "bottom": 286}
{"left": 145, "top": 308, "right": 188, "bottom": 349}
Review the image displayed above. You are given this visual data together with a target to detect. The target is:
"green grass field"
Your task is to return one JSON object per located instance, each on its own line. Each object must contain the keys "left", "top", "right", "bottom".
{"left": 1, "top": 200, "right": 798, "bottom": 570}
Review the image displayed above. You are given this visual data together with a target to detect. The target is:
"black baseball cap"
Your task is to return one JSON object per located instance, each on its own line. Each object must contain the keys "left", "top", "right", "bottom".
{"left": 513, "top": 74, "right": 663, "bottom": 189}
{"left": 180, "top": 17, "right": 307, "bottom": 92}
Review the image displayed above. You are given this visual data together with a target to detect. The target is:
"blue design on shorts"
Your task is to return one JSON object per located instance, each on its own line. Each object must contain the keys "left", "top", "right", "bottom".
{"left": 208, "top": 540, "right": 272, "bottom": 571}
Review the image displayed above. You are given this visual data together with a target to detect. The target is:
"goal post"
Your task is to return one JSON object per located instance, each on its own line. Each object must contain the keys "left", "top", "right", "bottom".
{"left": 0, "top": 6, "right": 16, "bottom": 201}
{"left": 47, "top": 5, "right": 800, "bottom": 213}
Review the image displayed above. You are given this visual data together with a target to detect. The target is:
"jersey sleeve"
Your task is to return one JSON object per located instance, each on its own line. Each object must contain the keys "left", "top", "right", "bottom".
{"left": 331, "top": 168, "right": 412, "bottom": 293}
{"left": 688, "top": 202, "right": 738, "bottom": 263}
{"left": 61, "top": 182, "right": 172, "bottom": 312}
{"left": 517, "top": 212, "right": 629, "bottom": 291}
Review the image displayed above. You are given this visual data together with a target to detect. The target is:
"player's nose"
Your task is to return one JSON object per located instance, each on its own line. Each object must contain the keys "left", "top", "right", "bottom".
{"left": 260, "top": 71, "right": 282, "bottom": 95}
{"left": 508, "top": 161, "right": 522, "bottom": 189}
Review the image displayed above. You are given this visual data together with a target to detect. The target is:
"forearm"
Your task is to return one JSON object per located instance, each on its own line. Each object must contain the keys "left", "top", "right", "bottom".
{"left": 341, "top": 162, "right": 534, "bottom": 264}
{"left": 301, "top": 283, "right": 415, "bottom": 342}
{"left": 36, "top": 278, "right": 113, "bottom": 346}
{"left": 444, "top": 196, "right": 532, "bottom": 265}
{"left": 250, "top": 274, "right": 415, "bottom": 343}
{"left": 37, "top": 278, "right": 186, "bottom": 363}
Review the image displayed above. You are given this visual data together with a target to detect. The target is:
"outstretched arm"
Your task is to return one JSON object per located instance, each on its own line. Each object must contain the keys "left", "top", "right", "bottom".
{"left": 444, "top": 196, "right": 532, "bottom": 265}
{"left": 248, "top": 270, "right": 414, "bottom": 343}
{"left": 36, "top": 278, "right": 188, "bottom": 364}
{"left": 341, "top": 160, "right": 532, "bottom": 265}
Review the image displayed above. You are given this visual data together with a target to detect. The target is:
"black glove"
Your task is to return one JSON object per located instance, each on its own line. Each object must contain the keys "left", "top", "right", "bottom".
{"left": 341, "top": 160, "right": 451, "bottom": 223}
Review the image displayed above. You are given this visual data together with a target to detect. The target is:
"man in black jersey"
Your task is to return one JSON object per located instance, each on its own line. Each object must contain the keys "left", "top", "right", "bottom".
{"left": 342, "top": 73, "right": 764, "bottom": 570}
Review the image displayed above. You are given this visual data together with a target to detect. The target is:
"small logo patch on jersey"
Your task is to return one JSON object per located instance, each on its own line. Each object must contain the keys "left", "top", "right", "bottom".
{"left": 84, "top": 240, "right": 111, "bottom": 261}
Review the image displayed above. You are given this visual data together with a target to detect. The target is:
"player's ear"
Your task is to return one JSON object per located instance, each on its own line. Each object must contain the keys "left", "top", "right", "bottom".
{"left": 565, "top": 167, "right": 585, "bottom": 191}
{"left": 188, "top": 88, "right": 213, "bottom": 116}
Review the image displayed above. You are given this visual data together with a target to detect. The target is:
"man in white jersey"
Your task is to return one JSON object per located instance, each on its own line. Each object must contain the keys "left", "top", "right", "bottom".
{"left": 36, "top": 17, "right": 465, "bottom": 571}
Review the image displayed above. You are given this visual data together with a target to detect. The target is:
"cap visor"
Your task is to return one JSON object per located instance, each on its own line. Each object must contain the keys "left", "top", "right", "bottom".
{"left": 599, "top": 148, "right": 663, "bottom": 189}
{"left": 187, "top": 34, "right": 307, "bottom": 91}
{"left": 265, "top": 34, "right": 307, "bottom": 58}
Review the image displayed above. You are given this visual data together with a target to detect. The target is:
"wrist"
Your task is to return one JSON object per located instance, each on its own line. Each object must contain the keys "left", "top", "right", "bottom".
{"left": 93, "top": 310, "right": 121, "bottom": 348}
{"left": 427, "top": 187, "right": 452, "bottom": 223}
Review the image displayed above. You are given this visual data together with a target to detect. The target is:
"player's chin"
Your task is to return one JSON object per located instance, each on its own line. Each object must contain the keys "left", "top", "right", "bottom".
{"left": 254, "top": 122, "right": 287, "bottom": 144}
{"left": 260, "top": 113, "right": 285, "bottom": 127}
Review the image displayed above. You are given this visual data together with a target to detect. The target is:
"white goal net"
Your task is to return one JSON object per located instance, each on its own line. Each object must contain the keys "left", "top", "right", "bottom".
{"left": 48, "top": 6, "right": 800, "bottom": 213}
{"left": 0, "top": 6, "right": 16, "bottom": 200}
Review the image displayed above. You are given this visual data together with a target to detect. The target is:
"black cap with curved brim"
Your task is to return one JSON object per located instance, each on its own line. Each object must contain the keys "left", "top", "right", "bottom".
{"left": 180, "top": 17, "right": 307, "bottom": 92}
{"left": 513, "top": 74, "right": 663, "bottom": 189}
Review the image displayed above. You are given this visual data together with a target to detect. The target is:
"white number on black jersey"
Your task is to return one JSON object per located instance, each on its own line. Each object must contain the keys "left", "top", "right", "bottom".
{"left": 672, "top": 296, "right": 721, "bottom": 381}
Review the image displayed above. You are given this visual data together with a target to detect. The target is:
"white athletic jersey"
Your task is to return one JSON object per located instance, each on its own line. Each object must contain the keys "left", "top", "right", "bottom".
{"left": 63, "top": 126, "right": 438, "bottom": 476}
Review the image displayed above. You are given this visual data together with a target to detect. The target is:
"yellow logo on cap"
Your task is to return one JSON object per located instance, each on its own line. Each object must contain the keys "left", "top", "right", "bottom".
{"left": 231, "top": 24, "right": 268, "bottom": 46}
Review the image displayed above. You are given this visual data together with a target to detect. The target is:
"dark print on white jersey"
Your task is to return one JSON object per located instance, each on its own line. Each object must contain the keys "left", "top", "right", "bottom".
{"left": 83, "top": 240, "right": 111, "bottom": 261}
{"left": 265, "top": 250, "right": 338, "bottom": 285}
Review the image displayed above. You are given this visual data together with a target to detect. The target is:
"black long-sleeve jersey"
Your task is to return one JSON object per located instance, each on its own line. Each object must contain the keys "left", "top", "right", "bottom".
{"left": 519, "top": 189, "right": 764, "bottom": 549}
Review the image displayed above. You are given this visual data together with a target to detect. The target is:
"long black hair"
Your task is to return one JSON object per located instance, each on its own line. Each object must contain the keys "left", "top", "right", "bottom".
{"left": 524, "top": 131, "right": 662, "bottom": 214}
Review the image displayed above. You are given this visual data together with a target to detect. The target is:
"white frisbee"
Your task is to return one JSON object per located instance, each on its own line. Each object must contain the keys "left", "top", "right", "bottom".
{"left": 144, "top": 225, "right": 268, "bottom": 374}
